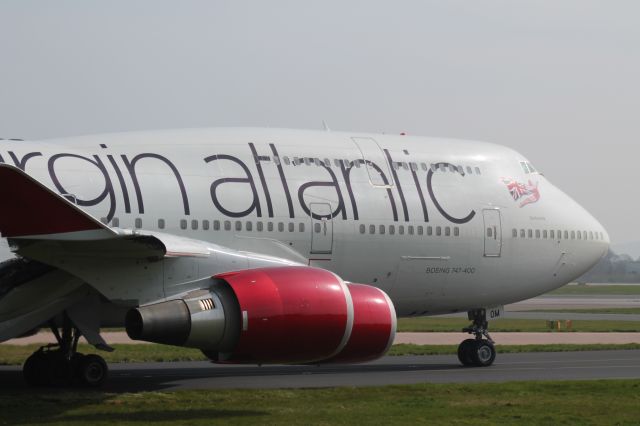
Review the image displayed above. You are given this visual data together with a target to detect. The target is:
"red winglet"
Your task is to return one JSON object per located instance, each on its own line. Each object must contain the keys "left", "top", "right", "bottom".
{"left": 0, "top": 164, "right": 108, "bottom": 238}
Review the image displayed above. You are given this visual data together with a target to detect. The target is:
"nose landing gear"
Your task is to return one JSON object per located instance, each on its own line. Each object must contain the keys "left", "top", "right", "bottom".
{"left": 457, "top": 309, "right": 496, "bottom": 367}
{"left": 22, "top": 313, "right": 109, "bottom": 387}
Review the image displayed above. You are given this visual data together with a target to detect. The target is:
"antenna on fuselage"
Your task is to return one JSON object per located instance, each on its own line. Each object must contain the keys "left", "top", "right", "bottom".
{"left": 322, "top": 120, "right": 331, "bottom": 132}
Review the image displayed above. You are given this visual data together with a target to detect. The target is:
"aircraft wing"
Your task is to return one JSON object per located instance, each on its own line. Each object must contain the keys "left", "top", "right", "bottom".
{"left": 0, "top": 164, "right": 298, "bottom": 344}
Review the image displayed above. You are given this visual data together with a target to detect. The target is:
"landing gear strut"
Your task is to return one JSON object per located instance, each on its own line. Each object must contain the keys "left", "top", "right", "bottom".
{"left": 457, "top": 309, "right": 496, "bottom": 367}
{"left": 23, "top": 313, "right": 108, "bottom": 387}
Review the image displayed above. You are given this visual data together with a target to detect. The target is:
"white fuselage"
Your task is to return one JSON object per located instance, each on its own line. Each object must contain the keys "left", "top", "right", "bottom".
{"left": 0, "top": 128, "right": 609, "bottom": 316}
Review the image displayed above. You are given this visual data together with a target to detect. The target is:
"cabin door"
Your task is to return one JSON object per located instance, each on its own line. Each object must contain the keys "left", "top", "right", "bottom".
{"left": 483, "top": 209, "right": 502, "bottom": 257}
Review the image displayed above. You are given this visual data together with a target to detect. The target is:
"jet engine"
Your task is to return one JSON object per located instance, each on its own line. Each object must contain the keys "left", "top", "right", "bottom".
{"left": 125, "top": 266, "right": 396, "bottom": 364}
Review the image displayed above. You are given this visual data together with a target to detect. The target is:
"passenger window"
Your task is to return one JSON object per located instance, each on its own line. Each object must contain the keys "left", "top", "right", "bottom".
{"left": 512, "top": 229, "right": 518, "bottom": 238}
{"left": 389, "top": 225, "right": 395, "bottom": 235}
{"left": 417, "top": 226, "right": 424, "bottom": 235}
{"left": 454, "top": 227, "right": 459, "bottom": 237}
{"left": 543, "top": 230, "right": 547, "bottom": 239}
{"left": 466, "top": 166, "right": 473, "bottom": 174}
{"left": 203, "top": 220, "right": 210, "bottom": 231}
{"left": 191, "top": 220, "right": 198, "bottom": 230}
{"left": 550, "top": 230, "right": 555, "bottom": 239}
{"left": 334, "top": 159, "right": 341, "bottom": 167}
{"left": 235, "top": 221, "right": 242, "bottom": 231}
{"left": 475, "top": 167, "right": 481, "bottom": 175}
{"left": 369, "top": 225, "right": 375, "bottom": 234}
{"left": 257, "top": 221, "right": 263, "bottom": 232}
{"left": 135, "top": 218, "right": 142, "bottom": 229}
{"left": 314, "top": 223, "right": 321, "bottom": 233}
{"left": 112, "top": 217, "right": 120, "bottom": 227}
{"left": 487, "top": 227, "right": 493, "bottom": 238}
{"left": 577, "top": 232, "right": 582, "bottom": 240}
{"left": 288, "top": 222, "right": 294, "bottom": 232}
{"left": 399, "top": 226, "right": 405, "bottom": 235}
{"left": 246, "top": 221, "right": 253, "bottom": 231}
{"left": 520, "top": 229, "right": 525, "bottom": 238}
{"left": 214, "top": 220, "right": 220, "bottom": 231}
{"left": 180, "top": 219, "right": 187, "bottom": 230}
{"left": 528, "top": 229, "right": 533, "bottom": 238}
{"left": 430, "top": 164, "right": 438, "bottom": 172}
{"left": 379, "top": 225, "right": 386, "bottom": 235}
{"left": 564, "top": 231, "right": 569, "bottom": 239}
{"left": 408, "top": 225, "right": 414, "bottom": 235}
{"left": 436, "top": 226, "right": 442, "bottom": 236}
{"left": 359, "top": 224, "right": 366, "bottom": 234}
{"left": 427, "top": 226, "right": 433, "bottom": 236}
{"left": 421, "top": 163, "right": 428, "bottom": 171}
{"left": 158, "top": 219, "right": 165, "bottom": 229}
{"left": 283, "top": 156, "right": 290, "bottom": 165}
{"left": 571, "top": 231, "right": 576, "bottom": 239}
{"left": 445, "top": 227, "right": 451, "bottom": 237}
{"left": 278, "top": 222, "right": 284, "bottom": 232}
{"left": 299, "top": 223, "right": 305, "bottom": 232}
{"left": 224, "top": 220, "right": 231, "bottom": 231}
{"left": 268, "top": 222, "right": 274, "bottom": 232}
{"left": 535, "top": 230, "right": 540, "bottom": 238}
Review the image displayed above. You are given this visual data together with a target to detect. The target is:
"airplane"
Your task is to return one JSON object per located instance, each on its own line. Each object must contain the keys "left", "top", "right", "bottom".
{"left": 0, "top": 128, "right": 608, "bottom": 387}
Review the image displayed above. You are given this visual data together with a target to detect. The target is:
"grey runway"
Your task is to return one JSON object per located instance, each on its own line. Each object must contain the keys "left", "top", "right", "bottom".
{"left": 1, "top": 350, "right": 639, "bottom": 392}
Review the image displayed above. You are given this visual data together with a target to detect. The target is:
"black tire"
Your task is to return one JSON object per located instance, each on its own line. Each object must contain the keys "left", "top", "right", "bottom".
{"left": 457, "top": 339, "right": 476, "bottom": 366}
{"left": 78, "top": 354, "right": 108, "bottom": 387}
{"left": 48, "top": 352, "right": 74, "bottom": 386}
{"left": 23, "top": 351, "right": 47, "bottom": 387}
{"left": 470, "top": 340, "right": 496, "bottom": 367}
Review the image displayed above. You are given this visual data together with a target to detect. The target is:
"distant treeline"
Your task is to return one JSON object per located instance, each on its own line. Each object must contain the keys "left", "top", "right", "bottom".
{"left": 579, "top": 251, "right": 640, "bottom": 283}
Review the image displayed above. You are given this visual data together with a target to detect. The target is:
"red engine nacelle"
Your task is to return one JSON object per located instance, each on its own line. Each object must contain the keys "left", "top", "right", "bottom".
{"left": 215, "top": 267, "right": 397, "bottom": 364}
{"left": 126, "top": 266, "right": 396, "bottom": 364}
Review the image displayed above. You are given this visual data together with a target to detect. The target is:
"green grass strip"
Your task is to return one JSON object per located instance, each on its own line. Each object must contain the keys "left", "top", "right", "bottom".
{"left": 0, "top": 380, "right": 638, "bottom": 425}
{"left": 397, "top": 317, "right": 640, "bottom": 332}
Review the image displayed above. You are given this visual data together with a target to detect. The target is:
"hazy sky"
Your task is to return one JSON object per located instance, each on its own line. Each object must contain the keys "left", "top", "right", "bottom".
{"left": 1, "top": 1, "right": 638, "bottom": 249}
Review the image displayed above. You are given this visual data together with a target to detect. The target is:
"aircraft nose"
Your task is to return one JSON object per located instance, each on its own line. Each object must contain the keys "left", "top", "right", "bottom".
{"left": 577, "top": 206, "right": 610, "bottom": 274}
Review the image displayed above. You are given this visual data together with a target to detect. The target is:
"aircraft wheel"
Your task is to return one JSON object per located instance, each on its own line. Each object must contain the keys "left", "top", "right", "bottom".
{"left": 47, "top": 352, "right": 74, "bottom": 386}
{"left": 470, "top": 340, "right": 496, "bottom": 367}
{"left": 23, "top": 351, "right": 48, "bottom": 387}
{"left": 77, "top": 354, "right": 108, "bottom": 387}
{"left": 457, "top": 339, "right": 476, "bottom": 366}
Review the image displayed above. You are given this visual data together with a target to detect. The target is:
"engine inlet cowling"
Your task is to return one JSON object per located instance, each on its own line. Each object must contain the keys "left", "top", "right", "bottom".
{"left": 126, "top": 266, "right": 396, "bottom": 365}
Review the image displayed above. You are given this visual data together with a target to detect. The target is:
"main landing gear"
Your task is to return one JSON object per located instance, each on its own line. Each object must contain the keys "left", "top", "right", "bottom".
{"left": 457, "top": 309, "right": 496, "bottom": 367}
{"left": 23, "top": 313, "right": 108, "bottom": 387}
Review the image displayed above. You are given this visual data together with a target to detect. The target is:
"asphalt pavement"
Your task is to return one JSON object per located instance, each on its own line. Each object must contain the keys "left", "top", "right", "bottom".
{"left": 1, "top": 350, "right": 639, "bottom": 391}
